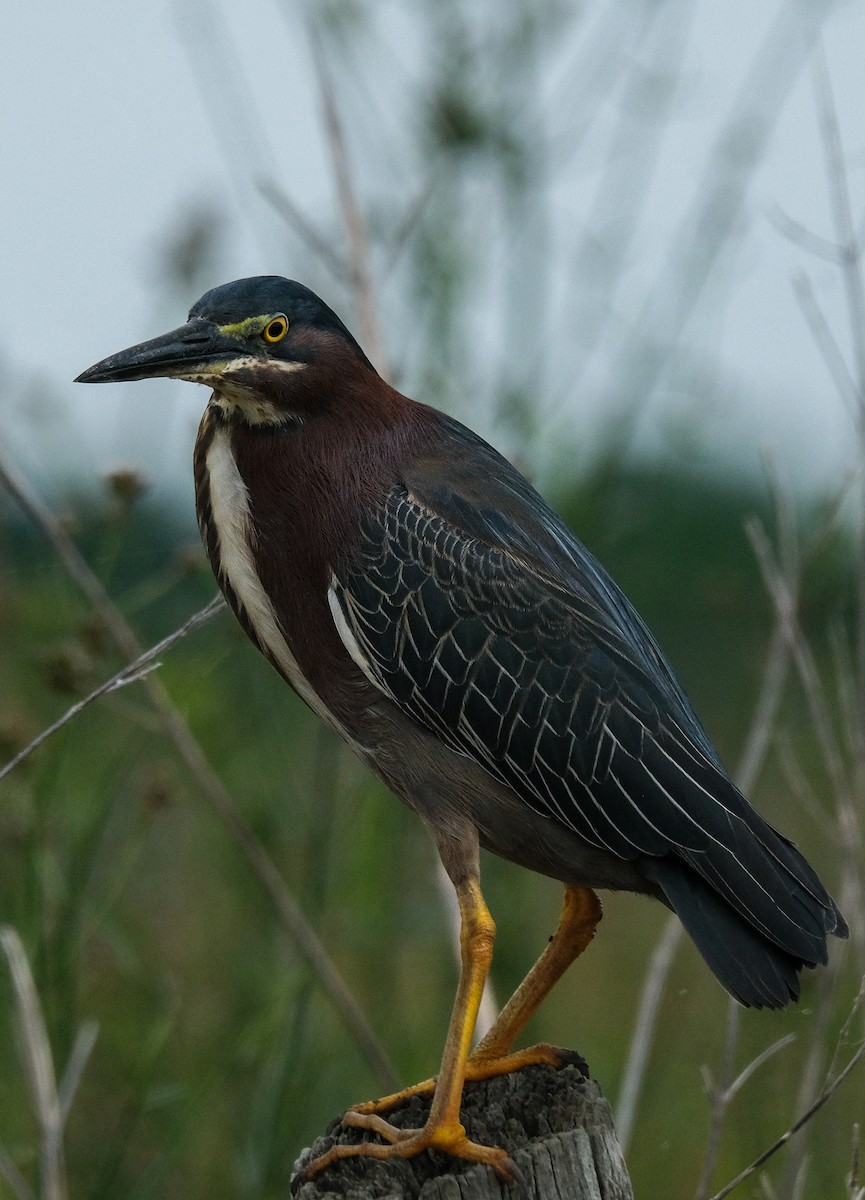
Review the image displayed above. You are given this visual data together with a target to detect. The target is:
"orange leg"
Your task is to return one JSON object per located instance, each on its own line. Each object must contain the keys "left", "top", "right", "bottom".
{"left": 351, "top": 884, "right": 602, "bottom": 1116}
{"left": 472, "top": 883, "right": 602, "bottom": 1066}
{"left": 302, "top": 876, "right": 515, "bottom": 1181}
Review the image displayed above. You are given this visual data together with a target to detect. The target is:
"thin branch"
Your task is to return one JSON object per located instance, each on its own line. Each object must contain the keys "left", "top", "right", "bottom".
{"left": 617, "top": 499, "right": 794, "bottom": 1156}
{"left": 767, "top": 202, "right": 842, "bottom": 262}
{"left": 171, "top": 0, "right": 275, "bottom": 263}
{"left": 779, "top": 79, "right": 865, "bottom": 1197}
{"left": 735, "top": 623, "right": 791, "bottom": 798}
{"left": 850, "top": 1123, "right": 863, "bottom": 1200}
{"left": 790, "top": 1157, "right": 810, "bottom": 1200}
{"left": 811, "top": 42, "right": 865, "bottom": 758}
{"left": 0, "top": 597, "right": 224, "bottom": 783}
{"left": 0, "top": 453, "right": 139, "bottom": 666}
{"left": 775, "top": 732, "right": 830, "bottom": 832}
{"left": 831, "top": 621, "right": 865, "bottom": 770}
{"left": 381, "top": 179, "right": 438, "bottom": 281}
{"left": 708, "top": 1042, "right": 865, "bottom": 1200}
{"left": 617, "top": 484, "right": 794, "bottom": 1156}
{"left": 793, "top": 272, "right": 861, "bottom": 419}
{"left": 695, "top": 1002, "right": 742, "bottom": 1200}
{"left": 812, "top": 44, "right": 865, "bottom": 405}
{"left": 0, "top": 1145, "right": 34, "bottom": 1200}
{"left": 747, "top": 513, "right": 864, "bottom": 1019}
{"left": 0, "top": 928, "right": 66, "bottom": 1200}
{"left": 725, "top": 1033, "right": 796, "bottom": 1101}
{"left": 0, "top": 938, "right": 99, "bottom": 1199}
{"left": 57, "top": 1021, "right": 100, "bottom": 1124}
{"left": 615, "top": 912, "right": 681, "bottom": 1153}
{"left": 0, "top": 450, "right": 399, "bottom": 1092}
{"left": 696, "top": 474, "right": 798, "bottom": 1200}
{"left": 823, "top": 971, "right": 865, "bottom": 1086}
{"left": 746, "top": 515, "right": 851, "bottom": 805}
{"left": 799, "top": 463, "right": 862, "bottom": 569}
{"left": 305, "top": 24, "right": 387, "bottom": 373}
{"left": 257, "top": 178, "right": 351, "bottom": 281}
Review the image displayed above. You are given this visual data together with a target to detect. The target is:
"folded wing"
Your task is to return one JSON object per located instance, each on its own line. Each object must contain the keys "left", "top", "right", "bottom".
{"left": 330, "top": 418, "right": 846, "bottom": 1004}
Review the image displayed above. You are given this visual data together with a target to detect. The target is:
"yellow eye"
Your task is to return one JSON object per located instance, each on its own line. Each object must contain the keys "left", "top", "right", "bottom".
{"left": 262, "top": 315, "right": 288, "bottom": 344}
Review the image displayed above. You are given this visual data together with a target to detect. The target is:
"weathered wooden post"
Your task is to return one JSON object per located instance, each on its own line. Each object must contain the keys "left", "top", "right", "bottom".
{"left": 292, "top": 1056, "right": 634, "bottom": 1199}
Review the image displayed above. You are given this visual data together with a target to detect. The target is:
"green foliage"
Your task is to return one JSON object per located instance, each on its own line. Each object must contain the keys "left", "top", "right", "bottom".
{"left": 0, "top": 467, "right": 858, "bottom": 1199}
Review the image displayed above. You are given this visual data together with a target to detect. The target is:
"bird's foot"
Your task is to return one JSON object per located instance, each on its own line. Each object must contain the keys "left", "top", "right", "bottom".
{"left": 350, "top": 1042, "right": 566, "bottom": 1117}
{"left": 301, "top": 1111, "right": 516, "bottom": 1182}
{"left": 468, "top": 1040, "right": 566, "bottom": 1077}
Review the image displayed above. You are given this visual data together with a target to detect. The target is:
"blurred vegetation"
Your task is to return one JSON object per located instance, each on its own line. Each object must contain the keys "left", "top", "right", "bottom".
{"left": 2, "top": 1, "right": 864, "bottom": 1197}
{"left": 0, "top": 460, "right": 859, "bottom": 1199}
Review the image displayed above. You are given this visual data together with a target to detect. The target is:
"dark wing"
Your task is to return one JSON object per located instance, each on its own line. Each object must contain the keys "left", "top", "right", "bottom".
{"left": 331, "top": 417, "right": 845, "bottom": 1002}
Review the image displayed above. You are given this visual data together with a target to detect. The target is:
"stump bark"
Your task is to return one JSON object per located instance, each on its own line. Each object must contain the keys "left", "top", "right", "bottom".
{"left": 291, "top": 1053, "right": 634, "bottom": 1199}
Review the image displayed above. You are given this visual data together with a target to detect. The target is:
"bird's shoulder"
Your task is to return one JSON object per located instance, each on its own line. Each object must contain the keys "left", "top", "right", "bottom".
{"left": 379, "top": 411, "right": 716, "bottom": 757}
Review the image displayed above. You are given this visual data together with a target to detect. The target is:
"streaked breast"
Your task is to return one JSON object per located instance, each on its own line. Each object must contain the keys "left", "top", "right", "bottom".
{"left": 201, "top": 422, "right": 351, "bottom": 739}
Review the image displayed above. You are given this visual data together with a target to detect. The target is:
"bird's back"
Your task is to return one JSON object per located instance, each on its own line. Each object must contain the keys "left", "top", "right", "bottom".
{"left": 329, "top": 408, "right": 847, "bottom": 1007}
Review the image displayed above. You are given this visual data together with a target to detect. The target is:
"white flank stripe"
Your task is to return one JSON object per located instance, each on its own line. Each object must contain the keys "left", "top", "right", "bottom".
{"left": 327, "top": 584, "right": 384, "bottom": 691}
{"left": 205, "top": 428, "right": 345, "bottom": 735}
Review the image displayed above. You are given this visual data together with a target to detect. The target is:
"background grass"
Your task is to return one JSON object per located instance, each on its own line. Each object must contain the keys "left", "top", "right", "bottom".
{"left": 0, "top": 461, "right": 860, "bottom": 1199}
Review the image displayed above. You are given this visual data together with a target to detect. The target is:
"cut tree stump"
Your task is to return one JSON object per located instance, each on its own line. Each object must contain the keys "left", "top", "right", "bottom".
{"left": 291, "top": 1053, "right": 634, "bottom": 1199}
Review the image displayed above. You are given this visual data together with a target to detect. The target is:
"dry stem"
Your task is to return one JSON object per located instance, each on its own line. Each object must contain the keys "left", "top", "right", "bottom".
{"left": 709, "top": 1041, "right": 865, "bottom": 1200}
{"left": 0, "top": 449, "right": 398, "bottom": 1093}
{"left": 0, "top": 597, "right": 223, "bottom": 783}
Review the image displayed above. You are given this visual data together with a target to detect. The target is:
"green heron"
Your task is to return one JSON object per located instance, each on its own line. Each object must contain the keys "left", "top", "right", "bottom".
{"left": 77, "top": 277, "right": 847, "bottom": 1180}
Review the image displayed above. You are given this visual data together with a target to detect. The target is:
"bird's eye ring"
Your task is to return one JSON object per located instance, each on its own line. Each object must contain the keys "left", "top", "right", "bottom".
{"left": 263, "top": 315, "right": 288, "bottom": 344}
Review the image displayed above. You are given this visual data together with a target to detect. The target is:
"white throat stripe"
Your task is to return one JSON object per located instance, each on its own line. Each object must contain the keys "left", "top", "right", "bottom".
{"left": 205, "top": 428, "right": 329, "bottom": 722}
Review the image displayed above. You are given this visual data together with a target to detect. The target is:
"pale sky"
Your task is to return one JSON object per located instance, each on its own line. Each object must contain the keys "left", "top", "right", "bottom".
{"left": 2, "top": 0, "right": 863, "bottom": 515}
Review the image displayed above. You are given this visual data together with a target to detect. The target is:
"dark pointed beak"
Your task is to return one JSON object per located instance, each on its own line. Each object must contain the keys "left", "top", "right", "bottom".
{"left": 75, "top": 318, "right": 246, "bottom": 384}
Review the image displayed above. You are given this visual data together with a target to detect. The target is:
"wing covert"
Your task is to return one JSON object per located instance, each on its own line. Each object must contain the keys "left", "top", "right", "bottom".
{"left": 333, "top": 484, "right": 693, "bottom": 849}
{"left": 332, "top": 482, "right": 835, "bottom": 963}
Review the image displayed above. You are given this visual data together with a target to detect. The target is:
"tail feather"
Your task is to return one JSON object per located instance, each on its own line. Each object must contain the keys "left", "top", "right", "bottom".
{"left": 644, "top": 857, "right": 830, "bottom": 1008}
{"left": 631, "top": 738, "right": 848, "bottom": 961}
